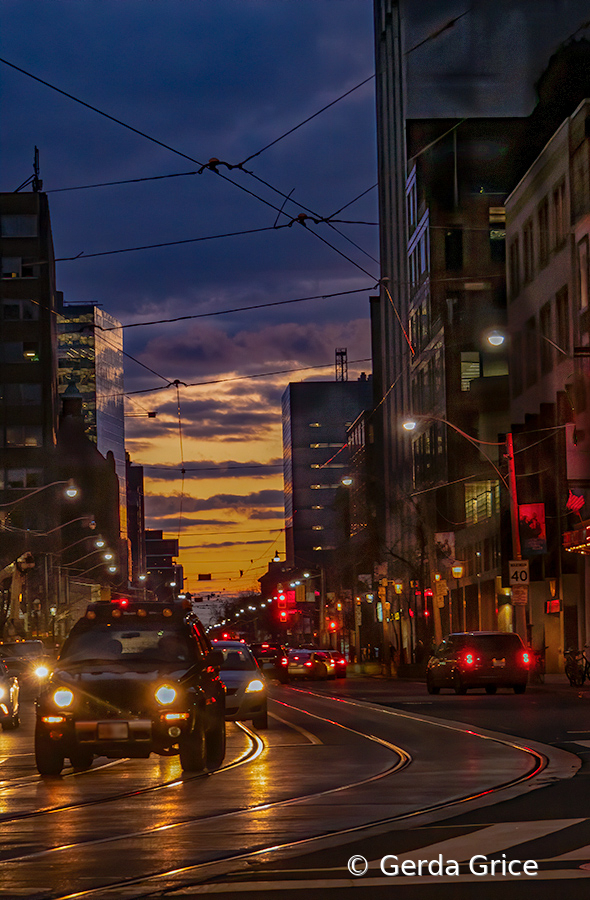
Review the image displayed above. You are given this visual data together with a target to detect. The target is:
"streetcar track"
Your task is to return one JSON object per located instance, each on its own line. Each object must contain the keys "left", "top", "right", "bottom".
{"left": 1, "top": 704, "right": 409, "bottom": 867}
{"left": 43, "top": 692, "right": 555, "bottom": 900}
{"left": 0, "top": 722, "right": 263, "bottom": 824}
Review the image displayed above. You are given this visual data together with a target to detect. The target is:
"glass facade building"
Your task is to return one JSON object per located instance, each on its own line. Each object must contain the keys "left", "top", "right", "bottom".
{"left": 58, "top": 303, "right": 127, "bottom": 537}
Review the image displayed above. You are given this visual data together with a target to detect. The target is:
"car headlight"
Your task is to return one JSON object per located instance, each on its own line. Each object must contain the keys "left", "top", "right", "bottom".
{"left": 155, "top": 684, "right": 177, "bottom": 705}
{"left": 245, "top": 679, "right": 265, "bottom": 693}
{"left": 34, "top": 664, "right": 50, "bottom": 679}
{"left": 53, "top": 688, "right": 74, "bottom": 708}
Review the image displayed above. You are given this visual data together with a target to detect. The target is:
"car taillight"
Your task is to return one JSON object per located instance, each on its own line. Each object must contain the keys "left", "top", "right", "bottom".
{"left": 522, "top": 651, "right": 531, "bottom": 666}
{"left": 304, "top": 661, "right": 313, "bottom": 667}
{"left": 464, "top": 652, "right": 475, "bottom": 666}
{"left": 281, "top": 657, "right": 288, "bottom": 666}
{"left": 337, "top": 659, "right": 347, "bottom": 665}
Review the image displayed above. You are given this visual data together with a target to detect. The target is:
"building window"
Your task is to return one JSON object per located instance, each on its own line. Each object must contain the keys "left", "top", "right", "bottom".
{"left": 524, "top": 317, "right": 537, "bottom": 389}
{"left": 1, "top": 299, "right": 39, "bottom": 321}
{"left": 540, "top": 301, "right": 553, "bottom": 374}
{"left": 508, "top": 237, "right": 520, "bottom": 299}
{"left": 489, "top": 206, "right": 506, "bottom": 263}
{"left": 511, "top": 332, "right": 523, "bottom": 397}
{"left": 578, "top": 236, "right": 589, "bottom": 311}
{"left": 465, "top": 481, "right": 499, "bottom": 525}
{"left": 522, "top": 218, "right": 534, "bottom": 283}
{"left": 445, "top": 228, "right": 463, "bottom": 270}
{"left": 552, "top": 180, "right": 567, "bottom": 248}
{"left": 312, "top": 525, "right": 324, "bottom": 531}
{"left": 0, "top": 341, "right": 40, "bottom": 363}
{"left": 0, "top": 257, "right": 37, "bottom": 278}
{"left": 537, "top": 197, "right": 549, "bottom": 267}
{"left": 310, "top": 443, "right": 343, "bottom": 449}
{"left": 5, "top": 426, "right": 42, "bottom": 447}
{"left": 1, "top": 215, "right": 37, "bottom": 237}
{"left": 1, "top": 383, "right": 42, "bottom": 404}
{"left": 308, "top": 422, "right": 321, "bottom": 428}
{"left": 5, "top": 468, "right": 43, "bottom": 488}
{"left": 556, "top": 285, "right": 570, "bottom": 356}
{"left": 460, "top": 352, "right": 480, "bottom": 391}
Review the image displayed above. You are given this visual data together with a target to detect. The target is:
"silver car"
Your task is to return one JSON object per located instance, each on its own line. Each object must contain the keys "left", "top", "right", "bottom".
{"left": 213, "top": 641, "right": 268, "bottom": 729}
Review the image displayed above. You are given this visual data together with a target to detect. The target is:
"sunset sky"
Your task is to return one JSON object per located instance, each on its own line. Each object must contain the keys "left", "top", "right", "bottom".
{"left": 1, "top": 0, "right": 588, "bottom": 594}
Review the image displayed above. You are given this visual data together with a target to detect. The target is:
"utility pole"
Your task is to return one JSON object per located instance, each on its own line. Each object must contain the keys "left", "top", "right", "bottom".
{"left": 506, "top": 433, "right": 527, "bottom": 641}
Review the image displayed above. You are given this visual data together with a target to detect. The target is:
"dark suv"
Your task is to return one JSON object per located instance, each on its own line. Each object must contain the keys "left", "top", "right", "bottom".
{"left": 249, "top": 643, "right": 290, "bottom": 683}
{"left": 34, "top": 599, "right": 226, "bottom": 776}
{"left": 426, "top": 631, "right": 531, "bottom": 695}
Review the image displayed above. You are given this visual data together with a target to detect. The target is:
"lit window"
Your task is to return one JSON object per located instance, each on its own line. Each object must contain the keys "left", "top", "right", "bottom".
{"left": 6, "top": 426, "right": 42, "bottom": 447}
{"left": 312, "top": 505, "right": 323, "bottom": 510}
{"left": 309, "top": 422, "right": 322, "bottom": 428}
{"left": 460, "top": 352, "right": 480, "bottom": 391}
{"left": 313, "top": 546, "right": 323, "bottom": 551}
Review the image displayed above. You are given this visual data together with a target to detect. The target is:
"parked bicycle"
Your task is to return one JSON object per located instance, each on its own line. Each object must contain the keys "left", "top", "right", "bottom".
{"left": 564, "top": 647, "right": 590, "bottom": 686}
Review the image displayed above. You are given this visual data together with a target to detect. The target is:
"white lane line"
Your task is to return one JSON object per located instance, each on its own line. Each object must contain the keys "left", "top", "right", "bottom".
{"left": 572, "top": 740, "right": 590, "bottom": 748}
{"left": 371, "top": 818, "right": 585, "bottom": 866}
{"left": 268, "top": 711, "right": 322, "bottom": 745}
{"left": 171, "top": 871, "right": 590, "bottom": 892}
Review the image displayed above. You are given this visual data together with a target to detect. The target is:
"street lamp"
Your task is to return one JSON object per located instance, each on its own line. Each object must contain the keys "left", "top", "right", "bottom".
{"left": 0, "top": 479, "right": 79, "bottom": 508}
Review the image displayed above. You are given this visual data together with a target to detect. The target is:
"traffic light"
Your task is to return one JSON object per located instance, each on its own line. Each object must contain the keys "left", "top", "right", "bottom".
{"left": 328, "top": 620, "right": 338, "bottom": 631}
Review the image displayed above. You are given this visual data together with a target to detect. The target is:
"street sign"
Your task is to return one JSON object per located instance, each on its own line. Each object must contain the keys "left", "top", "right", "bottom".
{"left": 509, "top": 560, "right": 529, "bottom": 585}
{"left": 511, "top": 585, "right": 529, "bottom": 605}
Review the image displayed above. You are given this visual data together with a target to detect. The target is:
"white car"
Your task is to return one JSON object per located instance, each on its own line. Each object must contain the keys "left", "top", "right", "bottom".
{"left": 213, "top": 641, "right": 268, "bottom": 729}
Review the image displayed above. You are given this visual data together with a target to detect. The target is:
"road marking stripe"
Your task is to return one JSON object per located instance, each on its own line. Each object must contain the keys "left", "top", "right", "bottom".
{"left": 368, "top": 819, "right": 584, "bottom": 866}
{"left": 268, "top": 711, "right": 322, "bottom": 744}
{"left": 171, "top": 871, "right": 590, "bottom": 892}
{"left": 572, "top": 740, "right": 590, "bottom": 748}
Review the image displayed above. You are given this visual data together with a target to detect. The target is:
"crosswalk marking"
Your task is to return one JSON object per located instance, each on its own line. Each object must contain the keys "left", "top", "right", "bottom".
{"left": 370, "top": 819, "right": 584, "bottom": 866}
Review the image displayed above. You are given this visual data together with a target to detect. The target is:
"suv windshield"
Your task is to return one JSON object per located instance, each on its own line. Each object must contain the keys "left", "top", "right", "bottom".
{"left": 60, "top": 622, "right": 193, "bottom": 664}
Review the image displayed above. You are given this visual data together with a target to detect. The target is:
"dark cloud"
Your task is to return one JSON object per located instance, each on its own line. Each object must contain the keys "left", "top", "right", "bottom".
{"left": 145, "top": 489, "right": 284, "bottom": 518}
{"left": 142, "top": 459, "right": 282, "bottom": 482}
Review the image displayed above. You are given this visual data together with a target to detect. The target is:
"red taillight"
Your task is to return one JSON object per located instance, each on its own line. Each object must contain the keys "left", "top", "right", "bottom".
{"left": 522, "top": 651, "right": 531, "bottom": 666}
{"left": 464, "top": 652, "right": 475, "bottom": 666}
{"left": 281, "top": 658, "right": 288, "bottom": 666}
{"left": 337, "top": 659, "right": 347, "bottom": 665}
{"left": 304, "top": 661, "right": 313, "bottom": 667}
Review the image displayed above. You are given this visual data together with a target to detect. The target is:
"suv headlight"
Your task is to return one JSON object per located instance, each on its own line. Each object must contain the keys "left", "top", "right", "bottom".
{"left": 53, "top": 688, "right": 74, "bottom": 708}
{"left": 245, "top": 679, "right": 265, "bottom": 693}
{"left": 155, "top": 684, "right": 177, "bottom": 705}
{"left": 34, "top": 664, "right": 50, "bottom": 679}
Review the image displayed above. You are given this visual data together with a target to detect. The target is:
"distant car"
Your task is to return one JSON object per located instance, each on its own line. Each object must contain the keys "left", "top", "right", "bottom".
{"left": 326, "top": 650, "right": 348, "bottom": 678}
{"left": 0, "top": 640, "right": 52, "bottom": 691}
{"left": 0, "top": 658, "right": 20, "bottom": 730}
{"left": 249, "top": 642, "right": 290, "bottom": 684}
{"left": 287, "top": 649, "right": 330, "bottom": 680}
{"left": 426, "top": 631, "right": 531, "bottom": 695}
{"left": 214, "top": 640, "right": 268, "bottom": 729}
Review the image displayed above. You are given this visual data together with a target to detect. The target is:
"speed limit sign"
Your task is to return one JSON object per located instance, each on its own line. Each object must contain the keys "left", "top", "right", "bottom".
{"left": 509, "top": 560, "right": 529, "bottom": 585}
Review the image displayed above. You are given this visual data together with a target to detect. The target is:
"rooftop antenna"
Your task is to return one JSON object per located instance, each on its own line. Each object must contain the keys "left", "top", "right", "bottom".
{"left": 335, "top": 347, "right": 348, "bottom": 382}
{"left": 14, "top": 146, "right": 43, "bottom": 193}
{"left": 32, "top": 146, "right": 43, "bottom": 192}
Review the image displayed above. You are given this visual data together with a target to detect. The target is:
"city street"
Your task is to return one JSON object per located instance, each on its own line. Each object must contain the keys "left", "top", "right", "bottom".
{"left": 1, "top": 675, "right": 589, "bottom": 898}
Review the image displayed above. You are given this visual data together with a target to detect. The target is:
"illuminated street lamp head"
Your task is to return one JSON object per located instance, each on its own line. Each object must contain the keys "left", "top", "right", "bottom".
{"left": 452, "top": 564, "right": 464, "bottom": 579}
{"left": 103, "top": 552, "right": 113, "bottom": 561}
{"left": 341, "top": 476, "right": 353, "bottom": 486}
{"left": 487, "top": 330, "right": 505, "bottom": 347}
{"left": 138, "top": 574, "right": 146, "bottom": 582}
{"left": 273, "top": 553, "right": 281, "bottom": 562}
{"left": 65, "top": 480, "right": 79, "bottom": 498}
{"left": 108, "top": 566, "right": 117, "bottom": 574}
{"left": 402, "top": 419, "right": 417, "bottom": 431}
